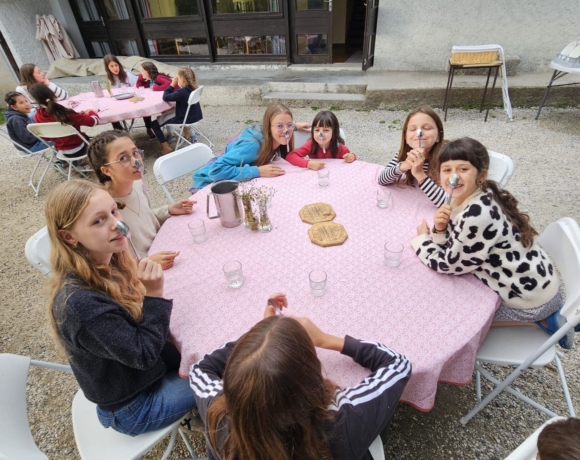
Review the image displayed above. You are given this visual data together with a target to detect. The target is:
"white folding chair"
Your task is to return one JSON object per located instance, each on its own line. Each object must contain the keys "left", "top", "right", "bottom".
{"left": 166, "top": 85, "right": 214, "bottom": 149}
{"left": 460, "top": 217, "right": 580, "bottom": 425}
{"left": 154, "top": 143, "right": 215, "bottom": 203}
{"left": 487, "top": 150, "right": 514, "bottom": 188}
{"left": 0, "top": 353, "right": 71, "bottom": 460}
{"left": 27, "top": 122, "right": 92, "bottom": 181}
{"left": 25, "top": 226, "right": 51, "bottom": 276}
{"left": 72, "top": 390, "right": 199, "bottom": 460}
{"left": 504, "top": 417, "right": 565, "bottom": 460}
{"left": 368, "top": 436, "right": 385, "bottom": 460}
{"left": 0, "top": 127, "right": 56, "bottom": 197}
{"left": 293, "top": 127, "right": 346, "bottom": 150}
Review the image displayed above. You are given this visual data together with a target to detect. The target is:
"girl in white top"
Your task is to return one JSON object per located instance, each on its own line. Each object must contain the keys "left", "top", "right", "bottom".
{"left": 16, "top": 63, "right": 68, "bottom": 110}
{"left": 103, "top": 54, "right": 138, "bottom": 88}
{"left": 87, "top": 130, "right": 196, "bottom": 269}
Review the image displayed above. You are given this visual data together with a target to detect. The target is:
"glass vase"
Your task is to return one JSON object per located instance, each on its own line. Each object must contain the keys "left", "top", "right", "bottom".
{"left": 242, "top": 197, "right": 258, "bottom": 231}
{"left": 258, "top": 199, "right": 272, "bottom": 232}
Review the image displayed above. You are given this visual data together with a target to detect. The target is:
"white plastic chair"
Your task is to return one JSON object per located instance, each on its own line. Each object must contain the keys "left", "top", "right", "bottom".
{"left": 0, "top": 353, "right": 71, "bottom": 460}
{"left": 25, "top": 226, "right": 51, "bottom": 276}
{"left": 154, "top": 143, "right": 215, "bottom": 203}
{"left": 293, "top": 127, "right": 346, "bottom": 150}
{"left": 487, "top": 150, "right": 514, "bottom": 188}
{"left": 460, "top": 217, "right": 580, "bottom": 425}
{"left": 165, "top": 85, "right": 213, "bottom": 149}
{"left": 0, "top": 127, "right": 55, "bottom": 197}
{"left": 72, "top": 390, "right": 199, "bottom": 460}
{"left": 368, "top": 436, "right": 385, "bottom": 460}
{"left": 504, "top": 417, "right": 565, "bottom": 460}
{"left": 27, "top": 122, "right": 92, "bottom": 181}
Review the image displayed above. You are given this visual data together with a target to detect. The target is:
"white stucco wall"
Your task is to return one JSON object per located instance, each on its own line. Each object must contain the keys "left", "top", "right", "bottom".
{"left": 0, "top": 0, "right": 53, "bottom": 69}
{"left": 373, "top": 0, "right": 580, "bottom": 73}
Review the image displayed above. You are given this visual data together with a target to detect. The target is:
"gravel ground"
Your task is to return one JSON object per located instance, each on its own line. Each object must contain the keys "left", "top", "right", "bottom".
{"left": 1, "top": 105, "right": 579, "bottom": 460}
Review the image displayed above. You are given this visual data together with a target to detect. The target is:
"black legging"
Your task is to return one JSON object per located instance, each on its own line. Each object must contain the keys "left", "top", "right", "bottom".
{"left": 112, "top": 117, "right": 152, "bottom": 131}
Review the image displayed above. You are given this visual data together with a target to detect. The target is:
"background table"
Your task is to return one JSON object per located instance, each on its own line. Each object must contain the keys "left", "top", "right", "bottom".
{"left": 149, "top": 158, "right": 500, "bottom": 411}
{"left": 65, "top": 88, "right": 174, "bottom": 125}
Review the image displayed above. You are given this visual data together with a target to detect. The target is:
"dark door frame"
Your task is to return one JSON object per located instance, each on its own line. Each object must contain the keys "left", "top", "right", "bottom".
{"left": 288, "top": 0, "right": 332, "bottom": 64}
{"left": 361, "top": 0, "right": 378, "bottom": 70}
{"left": 0, "top": 29, "right": 19, "bottom": 79}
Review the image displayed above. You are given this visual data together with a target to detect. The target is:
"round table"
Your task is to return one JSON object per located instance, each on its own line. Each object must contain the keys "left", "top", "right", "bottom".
{"left": 65, "top": 87, "right": 174, "bottom": 128}
{"left": 149, "top": 158, "right": 500, "bottom": 411}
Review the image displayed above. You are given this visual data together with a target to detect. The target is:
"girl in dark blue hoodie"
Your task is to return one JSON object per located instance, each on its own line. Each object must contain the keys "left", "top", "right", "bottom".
{"left": 4, "top": 91, "right": 49, "bottom": 153}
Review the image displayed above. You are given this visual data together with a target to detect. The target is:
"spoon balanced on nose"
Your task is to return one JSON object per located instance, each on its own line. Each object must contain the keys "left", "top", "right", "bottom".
{"left": 416, "top": 129, "right": 423, "bottom": 149}
{"left": 116, "top": 220, "right": 140, "bottom": 261}
{"left": 318, "top": 131, "right": 326, "bottom": 154}
{"left": 445, "top": 174, "right": 460, "bottom": 205}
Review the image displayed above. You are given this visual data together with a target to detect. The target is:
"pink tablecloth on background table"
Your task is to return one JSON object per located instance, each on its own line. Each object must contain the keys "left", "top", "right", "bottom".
{"left": 149, "top": 158, "right": 500, "bottom": 411}
{"left": 65, "top": 88, "right": 174, "bottom": 124}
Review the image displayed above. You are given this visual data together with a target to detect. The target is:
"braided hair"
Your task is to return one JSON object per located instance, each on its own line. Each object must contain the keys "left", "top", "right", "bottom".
{"left": 87, "top": 130, "right": 132, "bottom": 184}
{"left": 176, "top": 67, "right": 198, "bottom": 90}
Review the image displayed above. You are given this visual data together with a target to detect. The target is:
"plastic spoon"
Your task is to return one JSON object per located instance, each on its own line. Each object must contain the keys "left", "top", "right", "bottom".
{"left": 416, "top": 129, "right": 423, "bottom": 149}
{"left": 116, "top": 221, "right": 140, "bottom": 261}
{"left": 446, "top": 174, "right": 459, "bottom": 205}
{"left": 318, "top": 131, "right": 326, "bottom": 154}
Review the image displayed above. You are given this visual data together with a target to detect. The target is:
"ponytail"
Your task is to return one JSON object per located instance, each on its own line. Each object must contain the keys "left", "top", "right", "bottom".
{"left": 29, "top": 84, "right": 75, "bottom": 125}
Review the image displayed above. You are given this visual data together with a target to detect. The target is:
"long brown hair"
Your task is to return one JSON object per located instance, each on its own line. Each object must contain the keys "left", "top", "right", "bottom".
{"left": 537, "top": 418, "right": 580, "bottom": 460}
{"left": 397, "top": 106, "right": 445, "bottom": 186}
{"left": 207, "top": 316, "right": 336, "bottom": 460}
{"left": 176, "top": 66, "right": 198, "bottom": 90}
{"left": 104, "top": 54, "right": 128, "bottom": 85}
{"left": 87, "top": 130, "right": 133, "bottom": 185}
{"left": 310, "top": 110, "right": 344, "bottom": 159}
{"left": 29, "top": 84, "right": 75, "bottom": 125}
{"left": 438, "top": 137, "right": 538, "bottom": 248}
{"left": 19, "top": 63, "right": 39, "bottom": 90}
{"left": 46, "top": 180, "right": 144, "bottom": 352}
{"left": 141, "top": 61, "right": 160, "bottom": 83}
{"left": 252, "top": 103, "right": 294, "bottom": 167}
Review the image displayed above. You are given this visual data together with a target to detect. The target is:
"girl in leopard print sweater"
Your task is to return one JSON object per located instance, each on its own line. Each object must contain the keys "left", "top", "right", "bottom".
{"left": 411, "top": 138, "right": 573, "bottom": 347}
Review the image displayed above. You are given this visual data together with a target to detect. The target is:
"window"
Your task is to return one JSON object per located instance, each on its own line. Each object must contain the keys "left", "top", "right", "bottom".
{"left": 297, "top": 34, "right": 327, "bottom": 55}
{"left": 91, "top": 41, "right": 112, "bottom": 57}
{"left": 147, "top": 38, "right": 209, "bottom": 56}
{"left": 115, "top": 40, "right": 140, "bottom": 56}
{"left": 103, "top": 0, "right": 130, "bottom": 19}
{"left": 296, "top": 0, "right": 325, "bottom": 10}
{"left": 215, "top": 36, "right": 286, "bottom": 55}
{"left": 76, "top": 0, "right": 100, "bottom": 21}
{"left": 211, "top": 0, "right": 279, "bottom": 14}
{"left": 138, "top": 0, "right": 199, "bottom": 17}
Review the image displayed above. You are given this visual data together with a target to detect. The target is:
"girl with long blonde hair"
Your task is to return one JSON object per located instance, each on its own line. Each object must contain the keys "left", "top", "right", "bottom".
{"left": 46, "top": 180, "right": 196, "bottom": 435}
{"left": 193, "top": 102, "right": 311, "bottom": 190}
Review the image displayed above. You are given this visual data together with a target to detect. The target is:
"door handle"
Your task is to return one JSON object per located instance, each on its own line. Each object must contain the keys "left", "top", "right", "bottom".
{"left": 100, "top": 16, "right": 106, "bottom": 27}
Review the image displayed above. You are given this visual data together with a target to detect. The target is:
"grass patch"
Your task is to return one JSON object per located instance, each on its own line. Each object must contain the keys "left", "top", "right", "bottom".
{"left": 391, "top": 119, "right": 401, "bottom": 124}
{"left": 379, "top": 120, "right": 386, "bottom": 124}
{"left": 329, "top": 105, "right": 342, "bottom": 111}
{"left": 244, "top": 119, "right": 256, "bottom": 124}
{"left": 0, "top": 109, "right": 5, "bottom": 125}
{"left": 311, "top": 106, "right": 319, "bottom": 111}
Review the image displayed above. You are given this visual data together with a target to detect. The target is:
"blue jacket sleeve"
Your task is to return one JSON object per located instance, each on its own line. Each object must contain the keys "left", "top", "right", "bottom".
{"left": 208, "top": 140, "right": 261, "bottom": 183}
{"left": 163, "top": 86, "right": 188, "bottom": 103}
{"left": 8, "top": 116, "right": 38, "bottom": 147}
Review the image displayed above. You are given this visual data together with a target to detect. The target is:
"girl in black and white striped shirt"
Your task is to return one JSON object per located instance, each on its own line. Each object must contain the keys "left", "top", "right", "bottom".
{"left": 378, "top": 106, "right": 447, "bottom": 207}
{"left": 189, "top": 293, "right": 411, "bottom": 460}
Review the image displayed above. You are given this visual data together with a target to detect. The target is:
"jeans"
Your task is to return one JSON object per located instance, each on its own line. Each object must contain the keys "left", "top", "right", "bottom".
{"left": 96, "top": 371, "right": 196, "bottom": 436}
{"left": 29, "top": 140, "right": 53, "bottom": 152}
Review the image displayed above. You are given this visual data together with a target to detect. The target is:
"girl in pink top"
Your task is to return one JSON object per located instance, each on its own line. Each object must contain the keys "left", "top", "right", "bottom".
{"left": 286, "top": 110, "right": 356, "bottom": 170}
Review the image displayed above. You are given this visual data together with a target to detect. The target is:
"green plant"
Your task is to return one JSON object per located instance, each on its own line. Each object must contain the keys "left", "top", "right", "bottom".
{"left": 0, "top": 109, "right": 5, "bottom": 125}
{"left": 392, "top": 119, "right": 400, "bottom": 124}
{"left": 379, "top": 120, "right": 386, "bottom": 124}
{"left": 245, "top": 119, "right": 256, "bottom": 124}
{"left": 329, "top": 105, "right": 342, "bottom": 111}
{"left": 311, "top": 106, "right": 319, "bottom": 111}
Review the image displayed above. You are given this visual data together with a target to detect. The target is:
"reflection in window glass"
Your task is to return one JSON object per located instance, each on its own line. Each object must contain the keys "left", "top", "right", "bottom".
{"left": 91, "top": 41, "right": 112, "bottom": 58}
{"left": 115, "top": 40, "right": 140, "bottom": 56}
{"left": 76, "top": 0, "right": 100, "bottom": 21}
{"left": 212, "top": 0, "right": 279, "bottom": 14}
{"left": 215, "top": 36, "right": 286, "bottom": 55}
{"left": 103, "top": 0, "right": 130, "bottom": 19}
{"left": 147, "top": 38, "right": 209, "bottom": 56}
{"left": 296, "top": 0, "right": 324, "bottom": 10}
{"left": 297, "top": 34, "right": 327, "bottom": 55}
{"left": 138, "top": 0, "right": 199, "bottom": 17}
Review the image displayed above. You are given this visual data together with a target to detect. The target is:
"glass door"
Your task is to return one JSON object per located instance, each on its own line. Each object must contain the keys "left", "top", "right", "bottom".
{"left": 289, "top": 0, "right": 332, "bottom": 64}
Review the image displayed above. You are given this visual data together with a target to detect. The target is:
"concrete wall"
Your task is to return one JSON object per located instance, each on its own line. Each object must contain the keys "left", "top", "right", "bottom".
{"left": 0, "top": 0, "right": 53, "bottom": 69}
{"left": 50, "top": 0, "right": 89, "bottom": 58}
{"left": 373, "top": 0, "right": 580, "bottom": 73}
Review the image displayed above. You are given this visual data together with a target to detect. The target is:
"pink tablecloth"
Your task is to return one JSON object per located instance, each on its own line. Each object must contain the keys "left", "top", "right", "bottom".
{"left": 149, "top": 158, "right": 500, "bottom": 411}
{"left": 65, "top": 88, "right": 174, "bottom": 124}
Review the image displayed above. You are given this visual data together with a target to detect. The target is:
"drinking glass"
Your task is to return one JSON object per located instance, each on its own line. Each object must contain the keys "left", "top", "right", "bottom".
{"left": 80, "top": 93, "right": 88, "bottom": 101}
{"left": 384, "top": 243, "right": 404, "bottom": 268}
{"left": 318, "top": 169, "right": 330, "bottom": 187}
{"left": 309, "top": 269, "right": 327, "bottom": 296}
{"left": 91, "top": 100, "right": 100, "bottom": 111}
{"left": 188, "top": 218, "right": 207, "bottom": 243}
{"left": 377, "top": 189, "right": 390, "bottom": 209}
{"left": 223, "top": 260, "right": 244, "bottom": 289}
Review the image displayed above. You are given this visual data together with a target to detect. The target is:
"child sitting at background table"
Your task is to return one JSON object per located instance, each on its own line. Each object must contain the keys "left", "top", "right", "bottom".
{"left": 16, "top": 63, "right": 68, "bottom": 111}
{"left": 136, "top": 61, "right": 175, "bottom": 140}
{"left": 45, "top": 179, "right": 196, "bottom": 436}
{"left": 412, "top": 137, "right": 574, "bottom": 349}
{"left": 378, "top": 106, "right": 447, "bottom": 207}
{"left": 192, "top": 102, "right": 311, "bottom": 190}
{"left": 30, "top": 84, "right": 98, "bottom": 160}
{"left": 189, "top": 293, "right": 411, "bottom": 460}
{"left": 104, "top": 54, "right": 138, "bottom": 131}
{"left": 4, "top": 91, "right": 53, "bottom": 153}
{"left": 87, "top": 130, "right": 195, "bottom": 268}
{"left": 286, "top": 110, "right": 356, "bottom": 170}
{"left": 150, "top": 67, "right": 200, "bottom": 155}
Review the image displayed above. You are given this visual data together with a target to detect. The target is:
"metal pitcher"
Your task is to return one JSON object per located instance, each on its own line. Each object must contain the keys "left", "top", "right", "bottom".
{"left": 90, "top": 81, "right": 104, "bottom": 98}
{"left": 206, "top": 180, "right": 242, "bottom": 228}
